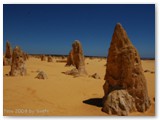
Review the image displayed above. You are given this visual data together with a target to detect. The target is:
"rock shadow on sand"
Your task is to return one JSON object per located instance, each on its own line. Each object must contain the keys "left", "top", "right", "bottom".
{"left": 83, "top": 98, "right": 103, "bottom": 107}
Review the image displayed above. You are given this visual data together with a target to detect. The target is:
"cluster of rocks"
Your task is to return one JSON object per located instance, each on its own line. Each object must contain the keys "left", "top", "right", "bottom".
{"left": 64, "top": 40, "right": 87, "bottom": 77}
{"left": 3, "top": 23, "right": 152, "bottom": 116}
{"left": 40, "top": 55, "right": 69, "bottom": 63}
{"left": 3, "top": 41, "right": 28, "bottom": 76}
{"left": 102, "top": 23, "right": 151, "bottom": 115}
{"left": 4, "top": 43, "right": 48, "bottom": 78}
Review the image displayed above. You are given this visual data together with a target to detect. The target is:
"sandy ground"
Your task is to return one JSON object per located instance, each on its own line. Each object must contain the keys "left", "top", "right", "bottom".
{"left": 3, "top": 57, "right": 155, "bottom": 116}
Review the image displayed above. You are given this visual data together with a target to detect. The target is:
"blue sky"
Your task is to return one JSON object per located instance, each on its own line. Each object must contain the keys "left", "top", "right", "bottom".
{"left": 3, "top": 4, "right": 155, "bottom": 58}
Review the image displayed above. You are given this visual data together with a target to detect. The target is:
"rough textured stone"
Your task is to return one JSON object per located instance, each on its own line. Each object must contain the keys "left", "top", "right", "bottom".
{"left": 3, "top": 57, "right": 12, "bottom": 66}
{"left": 9, "top": 46, "right": 27, "bottom": 76}
{"left": 64, "top": 40, "right": 87, "bottom": 76}
{"left": 66, "top": 50, "right": 74, "bottom": 66}
{"left": 3, "top": 41, "right": 12, "bottom": 66}
{"left": 103, "top": 23, "right": 150, "bottom": 115}
{"left": 35, "top": 71, "right": 48, "bottom": 79}
{"left": 63, "top": 68, "right": 79, "bottom": 76}
{"left": 48, "top": 56, "right": 53, "bottom": 62}
{"left": 41, "top": 55, "right": 46, "bottom": 61}
{"left": 5, "top": 41, "right": 12, "bottom": 59}
{"left": 102, "top": 90, "right": 136, "bottom": 116}
{"left": 72, "top": 40, "right": 87, "bottom": 76}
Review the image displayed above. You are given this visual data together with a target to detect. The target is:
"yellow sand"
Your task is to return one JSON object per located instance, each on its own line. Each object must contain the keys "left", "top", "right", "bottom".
{"left": 3, "top": 57, "right": 155, "bottom": 116}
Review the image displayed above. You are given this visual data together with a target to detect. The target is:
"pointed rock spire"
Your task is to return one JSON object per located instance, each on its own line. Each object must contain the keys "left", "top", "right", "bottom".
{"left": 5, "top": 41, "right": 12, "bottom": 59}
{"left": 103, "top": 23, "right": 150, "bottom": 115}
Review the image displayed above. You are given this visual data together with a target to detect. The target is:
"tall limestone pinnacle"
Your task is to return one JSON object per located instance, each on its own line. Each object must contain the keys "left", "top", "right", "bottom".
{"left": 102, "top": 23, "right": 151, "bottom": 115}
{"left": 9, "top": 46, "right": 27, "bottom": 76}
{"left": 64, "top": 40, "right": 87, "bottom": 77}
{"left": 3, "top": 41, "right": 12, "bottom": 66}
{"left": 5, "top": 41, "right": 12, "bottom": 59}
{"left": 72, "top": 40, "right": 85, "bottom": 69}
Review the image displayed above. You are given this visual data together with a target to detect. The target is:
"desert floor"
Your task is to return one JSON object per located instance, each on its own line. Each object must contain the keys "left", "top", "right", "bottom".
{"left": 3, "top": 57, "right": 155, "bottom": 116}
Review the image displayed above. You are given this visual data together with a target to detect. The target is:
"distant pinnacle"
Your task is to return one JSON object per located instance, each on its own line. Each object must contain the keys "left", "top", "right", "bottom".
{"left": 5, "top": 41, "right": 12, "bottom": 59}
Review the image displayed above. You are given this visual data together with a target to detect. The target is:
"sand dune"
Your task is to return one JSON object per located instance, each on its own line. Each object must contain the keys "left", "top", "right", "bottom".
{"left": 3, "top": 57, "right": 155, "bottom": 116}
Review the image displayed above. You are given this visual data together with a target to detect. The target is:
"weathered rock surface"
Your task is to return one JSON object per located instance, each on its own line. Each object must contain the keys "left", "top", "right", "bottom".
{"left": 41, "top": 55, "right": 46, "bottom": 61}
{"left": 102, "top": 90, "right": 136, "bottom": 116}
{"left": 3, "top": 57, "right": 12, "bottom": 66}
{"left": 48, "top": 56, "right": 53, "bottom": 62}
{"left": 5, "top": 41, "right": 12, "bottom": 59}
{"left": 35, "top": 71, "right": 48, "bottom": 79}
{"left": 103, "top": 23, "right": 150, "bottom": 115}
{"left": 64, "top": 40, "right": 87, "bottom": 76}
{"left": 3, "top": 41, "right": 12, "bottom": 66}
{"left": 9, "top": 46, "right": 27, "bottom": 76}
{"left": 63, "top": 68, "right": 79, "bottom": 76}
{"left": 72, "top": 40, "right": 87, "bottom": 76}
{"left": 66, "top": 50, "right": 74, "bottom": 66}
